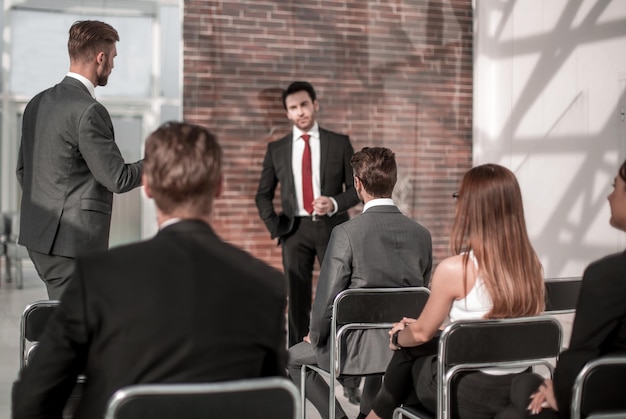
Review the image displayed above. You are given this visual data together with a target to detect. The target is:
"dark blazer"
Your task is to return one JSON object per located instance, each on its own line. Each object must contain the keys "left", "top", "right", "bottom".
{"left": 553, "top": 250, "right": 626, "bottom": 417}
{"left": 309, "top": 205, "right": 432, "bottom": 374}
{"left": 12, "top": 220, "right": 289, "bottom": 419}
{"left": 255, "top": 127, "right": 359, "bottom": 239}
{"left": 16, "top": 76, "right": 143, "bottom": 257}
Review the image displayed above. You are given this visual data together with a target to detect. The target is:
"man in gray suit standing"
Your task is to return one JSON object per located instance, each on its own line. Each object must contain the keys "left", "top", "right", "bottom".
{"left": 287, "top": 147, "right": 432, "bottom": 419}
{"left": 16, "top": 20, "right": 143, "bottom": 299}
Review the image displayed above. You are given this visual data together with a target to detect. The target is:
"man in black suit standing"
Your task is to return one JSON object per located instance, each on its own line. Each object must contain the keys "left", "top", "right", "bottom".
{"left": 12, "top": 122, "right": 289, "bottom": 419}
{"left": 255, "top": 81, "right": 360, "bottom": 349}
{"left": 16, "top": 20, "right": 143, "bottom": 299}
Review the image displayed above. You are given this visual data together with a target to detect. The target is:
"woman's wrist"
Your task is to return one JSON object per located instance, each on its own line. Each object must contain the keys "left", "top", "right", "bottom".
{"left": 392, "top": 328, "right": 403, "bottom": 349}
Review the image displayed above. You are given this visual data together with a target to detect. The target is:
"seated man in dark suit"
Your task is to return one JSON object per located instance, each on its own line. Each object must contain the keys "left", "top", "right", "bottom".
{"left": 12, "top": 122, "right": 288, "bottom": 419}
{"left": 287, "top": 147, "right": 433, "bottom": 419}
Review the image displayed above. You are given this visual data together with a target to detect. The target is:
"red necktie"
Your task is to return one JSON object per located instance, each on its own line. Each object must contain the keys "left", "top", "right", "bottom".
{"left": 301, "top": 134, "right": 314, "bottom": 214}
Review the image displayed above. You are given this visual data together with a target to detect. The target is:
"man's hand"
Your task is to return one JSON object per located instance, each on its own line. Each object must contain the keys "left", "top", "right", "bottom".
{"left": 303, "top": 333, "right": 311, "bottom": 344}
{"left": 313, "top": 196, "right": 334, "bottom": 216}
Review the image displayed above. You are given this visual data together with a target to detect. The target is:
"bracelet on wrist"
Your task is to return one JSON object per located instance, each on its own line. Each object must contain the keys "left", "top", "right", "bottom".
{"left": 392, "top": 329, "right": 402, "bottom": 349}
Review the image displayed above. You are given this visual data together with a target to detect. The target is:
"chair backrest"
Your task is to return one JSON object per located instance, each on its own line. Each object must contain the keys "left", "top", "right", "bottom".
{"left": 331, "top": 287, "right": 430, "bottom": 375}
{"left": 544, "top": 277, "right": 582, "bottom": 314}
{"left": 571, "top": 356, "right": 626, "bottom": 419}
{"left": 20, "top": 300, "right": 60, "bottom": 368}
{"left": 104, "top": 377, "right": 301, "bottom": 419}
{"left": 437, "top": 316, "right": 563, "bottom": 419}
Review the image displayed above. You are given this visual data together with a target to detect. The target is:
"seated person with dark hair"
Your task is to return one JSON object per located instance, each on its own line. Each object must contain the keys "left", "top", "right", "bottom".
{"left": 12, "top": 122, "right": 288, "bottom": 419}
{"left": 288, "top": 146, "right": 432, "bottom": 419}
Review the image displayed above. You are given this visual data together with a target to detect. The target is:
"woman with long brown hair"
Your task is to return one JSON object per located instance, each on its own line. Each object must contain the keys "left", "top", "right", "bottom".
{"left": 364, "top": 163, "right": 545, "bottom": 419}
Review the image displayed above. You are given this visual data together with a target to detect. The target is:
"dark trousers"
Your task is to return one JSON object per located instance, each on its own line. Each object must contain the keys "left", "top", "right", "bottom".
{"left": 27, "top": 248, "right": 75, "bottom": 300}
{"left": 370, "top": 337, "right": 439, "bottom": 418}
{"left": 281, "top": 217, "right": 333, "bottom": 346}
{"left": 415, "top": 358, "right": 522, "bottom": 419}
{"left": 496, "top": 373, "right": 560, "bottom": 419}
{"left": 371, "top": 335, "right": 524, "bottom": 419}
{"left": 288, "top": 341, "right": 378, "bottom": 419}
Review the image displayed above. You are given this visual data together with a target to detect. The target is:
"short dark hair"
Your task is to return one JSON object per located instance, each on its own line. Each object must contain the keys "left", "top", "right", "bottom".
{"left": 144, "top": 122, "right": 222, "bottom": 216}
{"left": 282, "top": 81, "right": 317, "bottom": 109}
{"left": 350, "top": 147, "right": 397, "bottom": 198}
{"left": 68, "top": 20, "right": 119, "bottom": 62}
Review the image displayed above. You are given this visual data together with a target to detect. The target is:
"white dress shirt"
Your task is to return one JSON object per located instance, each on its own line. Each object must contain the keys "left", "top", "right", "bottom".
{"left": 363, "top": 198, "right": 395, "bottom": 213}
{"left": 67, "top": 72, "right": 96, "bottom": 99}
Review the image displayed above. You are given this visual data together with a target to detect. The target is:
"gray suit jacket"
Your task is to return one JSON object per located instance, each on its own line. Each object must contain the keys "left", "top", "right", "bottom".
{"left": 16, "top": 76, "right": 143, "bottom": 257}
{"left": 309, "top": 204, "right": 432, "bottom": 374}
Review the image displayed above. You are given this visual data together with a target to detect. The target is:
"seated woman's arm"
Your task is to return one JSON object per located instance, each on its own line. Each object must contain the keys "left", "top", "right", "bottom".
{"left": 393, "top": 254, "right": 469, "bottom": 349}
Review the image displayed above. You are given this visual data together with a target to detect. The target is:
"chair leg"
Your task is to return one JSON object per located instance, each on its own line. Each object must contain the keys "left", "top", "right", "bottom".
{"left": 5, "top": 256, "right": 12, "bottom": 283}
{"left": 300, "top": 365, "right": 307, "bottom": 419}
{"left": 329, "top": 372, "right": 335, "bottom": 419}
{"left": 16, "top": 259, "right": 23, "bottom": 289}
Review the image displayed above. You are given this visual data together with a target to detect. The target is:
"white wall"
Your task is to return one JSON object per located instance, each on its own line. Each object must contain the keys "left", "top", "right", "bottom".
{"left": 474, "top": 0, "right": 626, "bottom": 278}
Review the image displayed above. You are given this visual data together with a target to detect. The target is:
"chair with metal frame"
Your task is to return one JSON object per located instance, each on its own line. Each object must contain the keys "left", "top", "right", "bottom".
{"left": 104, "top": 377, "right": 301, "bottom": 419}
{"left": 19, "top": 299, "right": 84, "bottom": 419}
{"left": 393, "top": 315, "right": 563, "bottom": 419}
{"left": 571, "top": 355, "right": 626, "bottom": 419}
{"left": 300, "top": 286, "right": 431, "bottom": 419}
{"left": 544, "top": 277, "right": 582, "bottom": 314}
{"left": 20, "top": 300, "right": 60, "bottom": 368}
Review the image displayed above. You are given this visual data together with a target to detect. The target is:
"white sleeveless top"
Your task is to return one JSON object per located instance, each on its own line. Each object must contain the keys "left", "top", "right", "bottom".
{"left": 448, "top": 252, "right": 492, "bottom": 322}
{"left": 446, "top": 251, "right": 525, "bottom": 375}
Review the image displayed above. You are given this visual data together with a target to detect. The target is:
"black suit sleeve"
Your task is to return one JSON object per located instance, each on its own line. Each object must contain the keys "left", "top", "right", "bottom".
{"left": 553, "top": 253, "right": 626, "bottom": 417}
{"left": 12, "top": 265, "right": 90, "bottom": 419}
{"left": 255, "top": 143, "right": 281, "bottom": 238}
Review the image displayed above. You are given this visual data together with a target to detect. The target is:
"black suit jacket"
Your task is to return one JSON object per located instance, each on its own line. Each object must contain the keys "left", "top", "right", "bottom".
{"left": 255, "top": 127, "right": 359, "bottom": 239}
{"left": 553, "top": 250, "right": 626, "bottom": 417}
{"left": 16, "top": 76, "right": 143, "bottom": 257}
{"left": 12, "top": 220, "right": 288, "bottom": 419}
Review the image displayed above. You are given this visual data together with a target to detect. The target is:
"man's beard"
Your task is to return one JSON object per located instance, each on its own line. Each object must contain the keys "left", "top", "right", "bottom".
{"left": 97, "top": 63, "right": 111, "bottom": 87}
{"left": 97, "top": 74, "right": 109, "bottom": 87}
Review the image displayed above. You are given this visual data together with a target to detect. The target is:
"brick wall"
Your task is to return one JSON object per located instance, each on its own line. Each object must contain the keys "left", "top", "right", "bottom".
{"left": 183, "top": 0, "right": 473, "bottom": 276}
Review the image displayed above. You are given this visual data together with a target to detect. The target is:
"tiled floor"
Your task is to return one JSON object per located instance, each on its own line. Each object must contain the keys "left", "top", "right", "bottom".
{"left": 0, "top": 259, "right": 572, "bottom": 419}
{"left": 0, "top": 259, "right": 360, "bottom": 418}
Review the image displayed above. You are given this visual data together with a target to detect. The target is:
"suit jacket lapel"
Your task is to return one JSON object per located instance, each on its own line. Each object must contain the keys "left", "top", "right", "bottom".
{"left": 319, "top": 128, "right": 329, "bottom": 188}
{"left": 281, "top": 134, "right": 295, "bottom": 196}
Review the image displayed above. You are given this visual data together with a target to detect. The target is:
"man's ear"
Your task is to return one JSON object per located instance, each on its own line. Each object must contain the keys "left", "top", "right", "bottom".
{"left": 142, "top": 174, "right": 152, "bottom": 199}
{"left": 96, "top": 51, "right": 106, "bottom": 65}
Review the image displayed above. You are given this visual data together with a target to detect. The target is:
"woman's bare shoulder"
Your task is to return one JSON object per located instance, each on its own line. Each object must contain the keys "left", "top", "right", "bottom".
{"left": 431, "top": 254, "right": 475, "bottom": 298}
